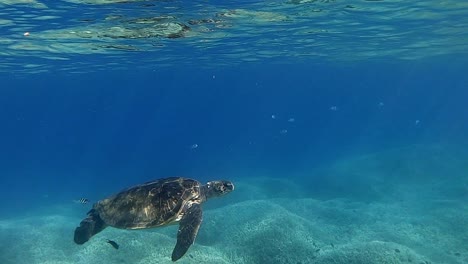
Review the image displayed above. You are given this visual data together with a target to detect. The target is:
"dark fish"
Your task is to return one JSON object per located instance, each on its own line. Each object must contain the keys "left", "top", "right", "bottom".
{"left": 106, "top": 239, "right": 119, "bottom": 249}
{"left": 74, "top": 198, "right": 90, "bottom": 204}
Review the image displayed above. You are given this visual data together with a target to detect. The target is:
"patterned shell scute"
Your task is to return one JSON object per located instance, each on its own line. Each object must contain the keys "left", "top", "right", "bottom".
{"left": 95, "top": 177, "right": 201, "bottom": 229}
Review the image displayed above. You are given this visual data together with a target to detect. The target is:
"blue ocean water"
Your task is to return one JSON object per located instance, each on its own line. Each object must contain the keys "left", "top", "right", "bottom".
{"left": 1, "top": 1, "right": 468, "bottom": 264}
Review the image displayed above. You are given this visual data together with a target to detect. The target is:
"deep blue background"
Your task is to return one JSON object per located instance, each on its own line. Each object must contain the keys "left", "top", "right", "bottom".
{"left": 1, "top": 57, "right": 467, "bottom": 216}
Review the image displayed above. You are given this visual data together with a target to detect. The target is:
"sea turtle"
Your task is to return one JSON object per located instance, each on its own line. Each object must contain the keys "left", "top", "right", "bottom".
{"left": 74, "top": 177, "right": 234, "bottom": 261}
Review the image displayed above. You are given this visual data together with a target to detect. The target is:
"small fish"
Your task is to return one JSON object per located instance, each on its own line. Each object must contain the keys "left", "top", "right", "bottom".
{"left": 190, "top": 143, "right": 198, "bottom": 149}
{"left": 106, "top": 239, "right": 119, "bottom": 249}
{"left": 74, "top": 198, "right": 90, "bottom": 204}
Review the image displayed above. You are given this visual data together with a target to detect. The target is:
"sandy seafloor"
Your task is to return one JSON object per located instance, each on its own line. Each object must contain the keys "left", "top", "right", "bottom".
{"left": 1, "top": 144, "right": 467, "bottom": 264}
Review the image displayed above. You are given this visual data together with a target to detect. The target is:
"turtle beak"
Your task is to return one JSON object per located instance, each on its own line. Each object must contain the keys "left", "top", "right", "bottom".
{"left": 225, "top": 181, "right": 234, "bottom": 191}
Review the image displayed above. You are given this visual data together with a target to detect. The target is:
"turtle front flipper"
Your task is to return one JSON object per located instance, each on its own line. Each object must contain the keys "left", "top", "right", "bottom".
{"left": 171, "top": 203, "right": 203, "bottom": 261}
{"left": 74, "top": 209, "right": 107, "bottom": 245}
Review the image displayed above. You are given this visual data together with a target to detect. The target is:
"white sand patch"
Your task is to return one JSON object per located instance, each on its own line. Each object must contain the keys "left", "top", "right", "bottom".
{"left": 1, "top": 193, "right": 466, "bottom": 264}
{"left": 2, "top": 143, "right": 468, "bottom": 264}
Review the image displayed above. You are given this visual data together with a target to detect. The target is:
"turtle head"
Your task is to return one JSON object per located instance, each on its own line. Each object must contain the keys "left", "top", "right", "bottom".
{"left": 204, "top": 180, "right": 234, "bottom": 199}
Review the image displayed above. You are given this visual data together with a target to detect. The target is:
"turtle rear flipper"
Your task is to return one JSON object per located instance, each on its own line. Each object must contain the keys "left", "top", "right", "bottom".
{"left": 74, "top": 209, "right": 107, "bottom": 244}
{"left": 172, "top": 204, "right": 203, "bottom": 261}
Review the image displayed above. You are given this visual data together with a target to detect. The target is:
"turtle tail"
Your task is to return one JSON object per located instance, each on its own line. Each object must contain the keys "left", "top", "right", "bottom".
{"left": 74, "top": 209, "right": 107, "bottom": 245}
